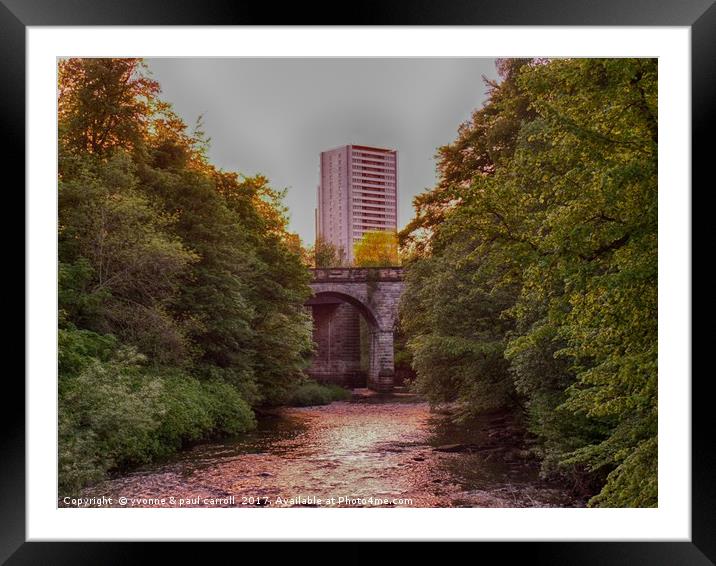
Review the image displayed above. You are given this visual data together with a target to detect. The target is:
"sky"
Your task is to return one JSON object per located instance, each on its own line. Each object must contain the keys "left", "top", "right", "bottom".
{"left": 145, "top": 58, "right": 499, "bottom": 245}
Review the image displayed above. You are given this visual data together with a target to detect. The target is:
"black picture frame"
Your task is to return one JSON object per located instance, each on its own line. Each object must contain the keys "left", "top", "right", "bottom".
{"left": 7, "top": 0, "right": 712, "bottom": 563}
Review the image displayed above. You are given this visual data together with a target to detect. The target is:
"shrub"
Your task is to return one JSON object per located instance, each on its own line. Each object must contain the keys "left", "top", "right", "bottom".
{"left": 58, "top": 354, "right": 256, "bottom": 494}
{"left": 284, "top": 380, "right": 352, "bottom": 407}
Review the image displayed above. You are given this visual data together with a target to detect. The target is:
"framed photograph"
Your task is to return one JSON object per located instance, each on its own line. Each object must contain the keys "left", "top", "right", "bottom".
{"left": 10, "top": 0, "right": 712, "bottom": 562}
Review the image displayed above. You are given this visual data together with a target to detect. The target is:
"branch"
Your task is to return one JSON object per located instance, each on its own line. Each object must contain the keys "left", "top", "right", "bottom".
{"left": 580, "top": 232, "right": 631, "bottom": 261}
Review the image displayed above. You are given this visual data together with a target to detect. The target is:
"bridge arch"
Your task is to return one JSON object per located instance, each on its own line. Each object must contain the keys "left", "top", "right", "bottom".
{"left": 306, "top": 267, "right": 404, "bottom": 391}
{"left": 307, "top": 290, "right": 380, "bottom": 330}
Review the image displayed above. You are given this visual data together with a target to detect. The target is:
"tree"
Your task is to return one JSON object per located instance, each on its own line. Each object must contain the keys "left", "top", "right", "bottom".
{"left": 313, "top": 236, "right": 345, "bottom": 267}
{"left": 513, "top": 58, "right": 658, "bottom": 507}
{"left": 399, "top": 225, "right": 517, "bottom": 416}
{"left": 58, "top": 58, "right": 160, "bottom": 159}
{"left": 399, "top": 59, "right": 537, "bottom": 257}
{"left": 400, "top": 58, "right": 657, "bottom": 506}
{"left": 58, "top": 152, "right": 198, "bottom": 363}
{"left": 215, "top": 171, "right": 314, "bottom": 403}
{"left": 353, "top": 231, "right": 400, "bottom": 267}
{"left": 57, "top": 57, "right": 315, "bottom": 492}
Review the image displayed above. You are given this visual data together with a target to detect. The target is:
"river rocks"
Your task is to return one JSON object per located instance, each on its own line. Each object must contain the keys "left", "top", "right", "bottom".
{"left": 488, "top": 427, "right": 522, "bottom": 442}
{"left": 502, "top": 449, "right": 521, "bottom": 461}
{"left": 433, "top": 443, "right": 501, "bottom": 453}
{"left": 432, "top": 443, "right": 529, "bottom": 457}
{"left": 433, "top": 443, "right": 469, "bottom": 452}
{"left": 430, "top": 402, "right": 461, "bottom": 416}
{"left": 71, "top": 400, "right": 581, "bottom": 509}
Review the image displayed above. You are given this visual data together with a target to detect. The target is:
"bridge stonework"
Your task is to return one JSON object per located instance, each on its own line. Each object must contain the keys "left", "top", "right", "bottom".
{"left": 306, "top": 267, "right": 404, "bottom": 392}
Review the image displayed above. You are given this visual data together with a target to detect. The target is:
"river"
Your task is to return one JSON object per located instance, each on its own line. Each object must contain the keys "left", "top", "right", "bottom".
{"left": 71, "top": 390, "right": 583, "bottom": 508}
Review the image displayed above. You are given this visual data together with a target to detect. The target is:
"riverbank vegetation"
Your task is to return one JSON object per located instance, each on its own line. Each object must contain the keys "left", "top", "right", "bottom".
{"left": 58, "top": 58, "right": 315, "bottom": 492}
{"left": 399, "top": 58, "right": 657, "bottom": 507}
{"left": 282, "top": 380, "right": 353, "bottom": 407}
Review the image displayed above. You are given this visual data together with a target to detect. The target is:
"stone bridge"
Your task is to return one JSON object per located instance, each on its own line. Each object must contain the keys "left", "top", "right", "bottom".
{"left": 306, "top": 267, "right": 404, "bottom": 391}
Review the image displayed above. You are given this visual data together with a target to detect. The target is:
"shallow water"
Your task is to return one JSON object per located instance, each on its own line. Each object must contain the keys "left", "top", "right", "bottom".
{"left": 68, "top": 391, "right": 582, "bottom": 508}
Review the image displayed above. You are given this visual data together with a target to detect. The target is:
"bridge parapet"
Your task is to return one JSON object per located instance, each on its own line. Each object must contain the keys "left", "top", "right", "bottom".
{"left": 310, "top": 267, "right": 404, "bottom": 283}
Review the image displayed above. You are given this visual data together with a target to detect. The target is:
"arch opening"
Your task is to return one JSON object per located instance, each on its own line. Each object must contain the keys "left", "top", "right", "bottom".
{"left": 305, "top": 291, "right": 380, "bottom": 389}
{"left": 306, "top": 290, "right": 380, "bottom": 330}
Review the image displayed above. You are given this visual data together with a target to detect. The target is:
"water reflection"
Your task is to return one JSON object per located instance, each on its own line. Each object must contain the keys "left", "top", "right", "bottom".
{"left": 71, "top": 392, "right": 582, "bottom": 508}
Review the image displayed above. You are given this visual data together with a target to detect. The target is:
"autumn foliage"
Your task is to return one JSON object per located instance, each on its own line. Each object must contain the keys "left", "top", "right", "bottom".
{"left": 353, "top": 230, "right": 401, "bottom": 267}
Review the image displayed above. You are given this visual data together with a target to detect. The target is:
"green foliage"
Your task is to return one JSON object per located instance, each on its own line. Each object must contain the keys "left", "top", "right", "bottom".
{"left": 399, "top": 58, "right": 536, "bottom": 255}
{"left": 57, "top": 58, "right": 313, "bottom": 492}
{"left": 59, "top": 351, "right": 164, "bottom": 492}
{"left": 59, "top": 152, "right": 198, "bottom": 364}
{"left": 400, "top": 58, "right": 657, "bottom": 506}
{"left": 313, "top": 236, "right": 345, "bottom": 267}
{"left": 58, "top": 326, "right": 118, "bottom": 381}
{"left": 400, "top": 230, "right": 519, "bottom": 418}
{"left": 393, "top": 322, "right": 414, "bottom": 379}
{"left": 58, "top": 349, "right": 255, "bottom": 494}
{"left": 282, "top": 380, "right": 352, "bottom": 407}
{"left": 153, "top": 371, "right": 256, "bottom": 455}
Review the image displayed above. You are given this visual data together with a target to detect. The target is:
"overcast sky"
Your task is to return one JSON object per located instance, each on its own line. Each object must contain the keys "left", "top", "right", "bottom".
{"left": 145, "top": 58, "right": 499, "bottom": 245}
